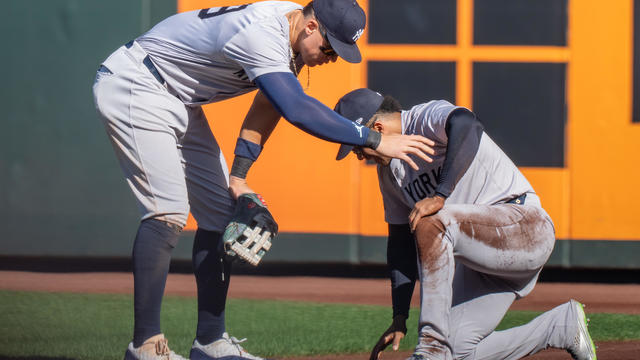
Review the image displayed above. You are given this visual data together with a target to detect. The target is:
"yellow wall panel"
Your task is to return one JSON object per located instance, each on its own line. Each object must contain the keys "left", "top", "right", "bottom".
{"left": 520, "top": 168, "right": 570, "bottom": 239}
{"left": 569, "top": 0, "right": 640, "bottom": 240}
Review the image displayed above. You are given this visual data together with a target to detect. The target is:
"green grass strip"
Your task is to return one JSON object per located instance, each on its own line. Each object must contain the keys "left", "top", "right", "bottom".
{"left": 1, "top": 290, "right": 638, "bottom": 359}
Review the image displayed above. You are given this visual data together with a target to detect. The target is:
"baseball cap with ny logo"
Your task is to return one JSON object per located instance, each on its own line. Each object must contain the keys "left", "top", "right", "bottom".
{"left": 312, "top": 0, "right": 366, "bottom": 63}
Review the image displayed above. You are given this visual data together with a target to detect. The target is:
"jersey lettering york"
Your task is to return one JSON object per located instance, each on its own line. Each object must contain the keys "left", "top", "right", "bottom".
{"left": 379, "top": 100, "right": 536, "bottom": 225}
{"left": 403, "top": 166, "right": 442, "bottom": 202}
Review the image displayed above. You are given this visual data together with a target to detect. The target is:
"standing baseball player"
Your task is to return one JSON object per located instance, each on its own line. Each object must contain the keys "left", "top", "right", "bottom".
{"left": 92, "top": 1, "right": 435, "bottom": 359}
{"left": 333, "top": 89, "right": 597, "bottom": 360}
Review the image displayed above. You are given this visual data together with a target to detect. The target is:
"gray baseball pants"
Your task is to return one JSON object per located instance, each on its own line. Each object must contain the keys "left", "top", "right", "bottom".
{"left": 92, "top": 41, "right": 234, "bottom": 231}
{"left": 413, "top": 197, "right": 579, "bottom": 359}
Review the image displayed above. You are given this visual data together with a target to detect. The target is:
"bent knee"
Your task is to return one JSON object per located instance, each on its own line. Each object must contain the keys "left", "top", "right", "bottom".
{"left": 414, "top": 215, "right": 451, "bottom": 271}
{"left": 143, "top": 208, "right": 189, "bottom": 230}
{"left": 451, "top": 335, "right": 479, "bottom": 360}
{"left": 453, "top": 347, "right": 476, "bottom": 360}
{"left": 415, "top": 215, "right": 447, "bottom": 244}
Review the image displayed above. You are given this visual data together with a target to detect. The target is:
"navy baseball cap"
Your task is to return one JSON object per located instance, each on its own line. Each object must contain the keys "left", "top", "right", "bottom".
{"left": 313, "top": 0, "right": 366, "bottom": 63}
{"left": 334, "top": 88, "right": 384, "bottom": 160}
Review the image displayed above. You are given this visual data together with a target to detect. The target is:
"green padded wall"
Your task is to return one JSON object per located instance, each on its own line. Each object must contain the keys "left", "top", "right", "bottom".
{"left": 0, "top": 0, "right": 176, "bottom": 257}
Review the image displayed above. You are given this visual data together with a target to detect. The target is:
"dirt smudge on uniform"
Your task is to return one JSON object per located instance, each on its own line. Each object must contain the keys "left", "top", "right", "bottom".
{"left": 414, "top": 216, "right": 448, "bottom": 273}
{"left": 418, "top": 335, "right": 449, "bottom": 358}
{"left": 457, "top": 205, "right": 548, "bottom": 252}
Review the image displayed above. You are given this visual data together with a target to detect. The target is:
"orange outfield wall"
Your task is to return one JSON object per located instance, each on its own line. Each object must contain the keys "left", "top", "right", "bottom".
{"left": 178, "top": 0, "right": 640, "bottom": 242}
{"left": 568, "top": 0, "right": 640, "bottom": 240}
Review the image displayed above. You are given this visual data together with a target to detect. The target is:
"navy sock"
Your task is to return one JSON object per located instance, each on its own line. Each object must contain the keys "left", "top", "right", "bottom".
{"left": 132, "top": 218, "right": 181, "bottom": 347}
{"left": 192, "top": 228, "right": 231, "bottom": 345}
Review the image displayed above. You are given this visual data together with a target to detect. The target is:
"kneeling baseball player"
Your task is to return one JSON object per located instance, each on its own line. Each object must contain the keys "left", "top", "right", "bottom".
{"left": 333, "top": 89, "right": 597, "bottom": 360}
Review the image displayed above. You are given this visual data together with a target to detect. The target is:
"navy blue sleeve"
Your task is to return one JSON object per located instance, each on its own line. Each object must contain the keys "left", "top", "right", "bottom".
{"left": 387, "top": 223, "right": 418, "bottom": 318}
{"left": 435, "top": 109, "right": 484, "bottom": 198}
{"left": 254, "top": 72, "right": 371, "bottom": 146}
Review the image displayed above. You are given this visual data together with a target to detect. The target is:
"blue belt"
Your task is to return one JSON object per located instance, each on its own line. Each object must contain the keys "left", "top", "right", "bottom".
{"left": 507, "top": 193, "right": 526, "bottom": 205}
{"left": 125, "top": 40, "right": 166, "bottom": 85}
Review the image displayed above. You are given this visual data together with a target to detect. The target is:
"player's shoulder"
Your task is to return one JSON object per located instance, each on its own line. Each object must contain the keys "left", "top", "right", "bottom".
{"left": 248, "top": 1, "right": 303, "bottom": 17}
{"left": 408, "top": 100, "right": 469, "bottom": 122}
{"left": 257, "top": 0, "right": 303, "bottom": 9}
{"left": 410, "top": 99, "right": 456, "bottom": 114}
{"left": 212, "top": 1, "right": 302, "bottom": 32}
{"left": 222, "top": 2, "right": 296, "bottom": 54}
{"left": 225, "top": 1, "right": 301, "bottom": 41}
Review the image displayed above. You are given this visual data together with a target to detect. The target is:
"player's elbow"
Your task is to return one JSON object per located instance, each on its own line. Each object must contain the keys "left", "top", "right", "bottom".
{"left": 254, "top": 72, "right": 310, "bottom": 125}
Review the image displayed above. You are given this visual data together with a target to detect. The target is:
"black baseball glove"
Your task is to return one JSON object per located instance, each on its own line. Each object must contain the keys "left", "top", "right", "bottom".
{"left": 222, "top": 193, "right": 278, "bottom": 266}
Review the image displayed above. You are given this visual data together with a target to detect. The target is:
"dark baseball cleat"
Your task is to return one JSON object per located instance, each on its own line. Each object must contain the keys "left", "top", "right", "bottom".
{"left": 567, "top": 300, "right": 597, "bottom": 360}
{"left": 190, "top": 332, "right": 272, "bottom": 360}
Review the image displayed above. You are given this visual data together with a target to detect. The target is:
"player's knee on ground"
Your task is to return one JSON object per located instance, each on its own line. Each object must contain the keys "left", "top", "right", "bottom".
{"left": 450, "top": 332, "right": 482, "bottom": 360}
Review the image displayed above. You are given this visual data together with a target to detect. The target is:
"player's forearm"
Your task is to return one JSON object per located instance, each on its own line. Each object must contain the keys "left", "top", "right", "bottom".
{"left": 388, "top": 223, "right": 418, "bottom": 317}
{"left": 254, "top": 72, "right": 380, "bottom": 147}
{"left": 435, "top": 109, "right": 484, "bottom": 198}
{"left": 230, "top": 90, "right": 282, "bottom": 182}
{"left": 391, "top": 281, "right": 415, "bottom": 318}
{"left": 239, "top": 90, "right": 281, "bottom": 146}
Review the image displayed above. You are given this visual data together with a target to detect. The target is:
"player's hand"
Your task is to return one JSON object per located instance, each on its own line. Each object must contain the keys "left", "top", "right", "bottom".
{"left": 409, "top": 195, "right": 445, "bottom": 232}
{"left": 369, "top": 315, "right": 408, "bottom": 360}
{"left": 376, "top": 134, "right": 435, "bottom": 171}
{"left": 228, "top": 176, "right": 255, "bottom": 200}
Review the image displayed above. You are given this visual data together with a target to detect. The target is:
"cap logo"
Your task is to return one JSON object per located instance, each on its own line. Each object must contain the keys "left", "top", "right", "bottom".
{"left": 355, "top": 117, "right": 363, "bottom": 125}
{"left": 352, "top": 28, "right": 364, "bottom": 42}
{"left": 352, "top": 122, "right": 364, "bottom": 137}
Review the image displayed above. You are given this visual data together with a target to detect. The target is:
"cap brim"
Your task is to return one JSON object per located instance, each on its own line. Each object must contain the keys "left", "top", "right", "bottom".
{"left": 327, "top": 33, "right": 361, "bottom": 64}
{"left": 336, "top": 144, "right": 354, "bottom": 160}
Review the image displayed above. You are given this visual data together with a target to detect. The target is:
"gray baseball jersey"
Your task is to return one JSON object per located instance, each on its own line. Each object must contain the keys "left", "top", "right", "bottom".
{"left": 136, "top": 1, "right": 303, "bottom": 105}
{"left": 94, "top": 1, "right": 307, "bottom": 232}
{"left": 377, "top": 100, "right": 539, "bottom": 225}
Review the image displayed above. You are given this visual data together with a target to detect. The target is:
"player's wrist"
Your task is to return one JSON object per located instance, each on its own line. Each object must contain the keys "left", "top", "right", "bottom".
{"left": 228, "top": 175, "right": 252, "bottom": 200}
{"left": 234, "top": 137, "right": 263, "bottom": 161}
{"left": 434, "top": 189, "right": 450, "bottom": 199}
{"left": 230, "top": 156, "right": 254, "bottom": 179}
{"left": 435, "top": 194, "right": 447, "bottom": 202}
{"left": 392, "top": 314, "right": 408, "bottom": 322}
{"left": 391, "top": 314, "right": 408, "bottom": 333}
{"left": 364, "top": 130, "right": 381, "bottom": 150}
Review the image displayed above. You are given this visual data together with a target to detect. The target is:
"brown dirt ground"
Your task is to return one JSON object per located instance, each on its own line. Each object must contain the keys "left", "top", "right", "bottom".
{"left": 1, "top": 271, "right": 639, "bottom": 360}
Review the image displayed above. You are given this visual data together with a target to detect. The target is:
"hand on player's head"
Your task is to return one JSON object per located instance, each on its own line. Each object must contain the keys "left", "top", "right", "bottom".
{"left": 353, "top": 146, "right": 392, "bottom": 166}
{"left": 375, "top": 134, "right": 435, "bottom": 171}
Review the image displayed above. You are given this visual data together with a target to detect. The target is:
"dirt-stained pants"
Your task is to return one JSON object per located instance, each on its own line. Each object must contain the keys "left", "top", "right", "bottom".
{"left": 413, "top": 201, "right": 567, "bottom": 360}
